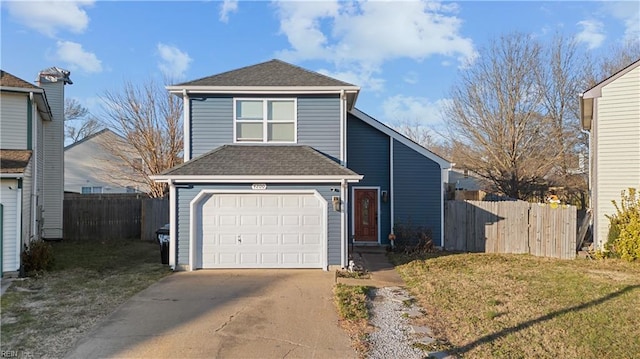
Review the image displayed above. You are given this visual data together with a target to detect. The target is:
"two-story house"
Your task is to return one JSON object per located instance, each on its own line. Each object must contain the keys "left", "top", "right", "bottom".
{"left": 0, "top": 68, "right": 70, "bottom": 276}
{"left": 65, "top": 129, "right": 147, "bottom": 194}
{"left": 151, "top": 60, "right": 451, "bottom": 271}
{"left": 580, "top": 58, "right": 640, "bottom": 249}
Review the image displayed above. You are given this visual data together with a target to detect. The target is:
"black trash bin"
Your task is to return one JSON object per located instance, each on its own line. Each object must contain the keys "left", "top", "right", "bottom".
{"left": 156, "top": 224, "right": 170, "bottom": 264}
{"left": 160, "top": 241, "right": 169, "bottom": 264}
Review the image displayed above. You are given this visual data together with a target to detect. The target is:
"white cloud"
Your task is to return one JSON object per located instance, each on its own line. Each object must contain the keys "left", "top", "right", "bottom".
{"left": 382, "top": 95, "right": 450, "bottom": 128}
{"left": 403, "top": 71, "right": 419, "bottom": 85}
{"left": 318, "top": 67, "right": 385, "bottom": 92}
{"left": 575, "top": 20, "right": 606, "bottom": 49}
{"left": 219, "top": 0, "right": 238, "bottom": 23}
{"left": 56, "top": 41, "right": 102, "bottom": 73}
{"left": 157, "top": 43, "right": 192, "bottom": 79}
{"left": 274, "top": 0, "right": 476, "bottom": 91}
{"left": 604, "top": 1, "right": 640, "bottom": 44}
{"left": 5, "top": 1, "right": 94, "bottom": 37}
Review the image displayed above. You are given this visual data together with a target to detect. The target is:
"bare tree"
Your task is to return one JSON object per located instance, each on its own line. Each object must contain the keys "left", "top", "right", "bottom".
{"left": 393, "top": 118, "right": 435, "bottom": 148}
{"left": 64, "top": 98, "right": 101, "bottom": 143}
{"left": 583, "top": 39, "right": 640, "bottom": 88}
{"left": 100, "top": 79, "right": 183, "bottom": 198}
{"left": 444, "top": 33, "right": 557, "bottom": 200}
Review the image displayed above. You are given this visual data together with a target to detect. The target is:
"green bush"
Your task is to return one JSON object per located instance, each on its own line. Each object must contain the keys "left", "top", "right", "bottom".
{"left": 21, "top": 240, "right": 55, "bottom": 274}
{"left": 605, "top": 188, "right": 640, "bottom": 261}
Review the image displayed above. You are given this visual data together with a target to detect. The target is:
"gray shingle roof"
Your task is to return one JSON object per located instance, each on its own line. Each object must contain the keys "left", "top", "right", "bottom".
{"left": 161, "top": 145, "right": 360, "bottom": 177}
{"left": 0, "top": 70, "right": 39, "bottom": 89}
{"left": 176, "top": 59, "right": 356, "bottom": 87}
{"left": 0, "top": 149, "right": 32, "bottom": 173}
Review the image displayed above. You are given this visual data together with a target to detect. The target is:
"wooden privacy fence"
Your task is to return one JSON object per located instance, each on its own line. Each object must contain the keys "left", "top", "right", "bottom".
{"left": 64, "top": 193, "right": 169, "bottom": 241}
{"left": 444, "top": 200, "right": 577, "bottom": 259}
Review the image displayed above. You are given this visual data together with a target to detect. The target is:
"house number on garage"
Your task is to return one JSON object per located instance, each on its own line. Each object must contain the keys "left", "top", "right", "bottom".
{"left": 252, "top": 184, "right": 267, "bottom": 190}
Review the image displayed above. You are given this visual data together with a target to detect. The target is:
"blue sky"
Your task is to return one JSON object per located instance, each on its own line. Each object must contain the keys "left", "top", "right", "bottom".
{"left": 2, "top": 0, "right": 638, "bottom": 134}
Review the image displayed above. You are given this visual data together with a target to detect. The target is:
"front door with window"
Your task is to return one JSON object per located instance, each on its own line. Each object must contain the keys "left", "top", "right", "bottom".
{"left": 353, "top": 189, "right": 378, "bottom": 242}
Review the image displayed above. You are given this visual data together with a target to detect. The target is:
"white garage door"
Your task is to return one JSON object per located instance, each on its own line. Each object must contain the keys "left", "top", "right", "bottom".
{"left": 200, "top": 193, "right": 326, "bottom": 268}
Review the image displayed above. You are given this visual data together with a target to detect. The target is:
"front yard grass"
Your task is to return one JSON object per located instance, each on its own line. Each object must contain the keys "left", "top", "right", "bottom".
{"left": 390, "top": 252, "right": 640, "bottom": 359}
{"left": 0, "top": 239, "right": 172, "bottom": 358}
{"left": 333, "top": 283, "right": 373, "bottom": 357}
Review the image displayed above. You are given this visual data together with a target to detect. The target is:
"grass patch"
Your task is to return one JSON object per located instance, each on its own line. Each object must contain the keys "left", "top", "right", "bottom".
{"left": 0, "top": 239, "right": 172, "bottom": 358}
{"left": 390, "top": 252, "right": 640, "bottom": 359}
{"left": 335, "top": 269, "right": 371, "bottom": 279}
{"left": 334, "top": 284, "right": 373, "bottom": 357}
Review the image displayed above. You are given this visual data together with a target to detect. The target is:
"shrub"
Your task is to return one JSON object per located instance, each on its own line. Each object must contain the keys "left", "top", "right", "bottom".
{"left": 21, "top": 240, "right": 55, "bottom": 274}
{"left": 605, "top": 188, "right": 640, "bottom": 261}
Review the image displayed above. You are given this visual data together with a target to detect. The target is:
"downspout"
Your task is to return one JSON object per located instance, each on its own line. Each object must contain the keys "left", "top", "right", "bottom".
{"left": 390, "top": 138, "right": 394, "bottom": 235}
{"left": 168, "top": 179, "right": 177, "bottom": 270}
{"left": 340, "top": 89, "right": 346, "bottom": 166}
{"left": 29, "top": 92, "right": 38, "bottom": 240}
{"left": 440, "top": 168, "right": 450, "bottom": 248}
{"left": 16, "top": 180, "right": 22, "bottom": 268}
{"left": 182, "top": 89, "right": 191, "bottom": 162}
{"left": 340, "top": 179, "right": 347, "bottom": 269}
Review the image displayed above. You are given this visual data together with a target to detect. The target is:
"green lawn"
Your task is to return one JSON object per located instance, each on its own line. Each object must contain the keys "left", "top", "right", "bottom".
{"left": 0, "top": 239, "right": 172, "bottom": 358}
{"left": 391, "top": 253, "right": 640, "bottom": 359}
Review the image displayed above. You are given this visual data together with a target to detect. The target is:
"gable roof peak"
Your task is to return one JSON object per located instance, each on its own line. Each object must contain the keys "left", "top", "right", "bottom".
{"left": 174, "top": 59, "right": 358, "bottom": 88}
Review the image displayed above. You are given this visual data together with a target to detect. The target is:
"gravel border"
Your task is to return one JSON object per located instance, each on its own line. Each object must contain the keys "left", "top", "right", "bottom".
{"left": 367, "top": 287, "right": 426, "bottom": 359}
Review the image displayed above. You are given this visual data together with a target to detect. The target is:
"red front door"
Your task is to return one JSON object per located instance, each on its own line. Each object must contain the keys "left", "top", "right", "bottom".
{"left": 354, "top": 189, "right": 378, "bottom": 242}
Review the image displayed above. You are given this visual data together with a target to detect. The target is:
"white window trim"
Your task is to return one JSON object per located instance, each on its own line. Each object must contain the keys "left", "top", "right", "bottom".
{"left": 233, "top": 98, "right": 298, "bottom": 144}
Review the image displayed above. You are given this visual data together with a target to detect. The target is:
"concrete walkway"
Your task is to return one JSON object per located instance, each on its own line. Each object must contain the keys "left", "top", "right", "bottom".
{"left": 66, "top": 270, "right": 355, "bottom": 359}
{"left": 337, "top": 247, "right": 405, "bottom": 287}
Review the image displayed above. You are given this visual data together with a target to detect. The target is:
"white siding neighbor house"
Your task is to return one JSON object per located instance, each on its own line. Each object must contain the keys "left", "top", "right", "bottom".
{"left": 0, "top": 68, "right": 71, "bottom": 276}
{"left": 580, "top": 59, "right": 640, "bottom": 249}
{"left": 65, "top": 129, "right": 147, "bottom": 194}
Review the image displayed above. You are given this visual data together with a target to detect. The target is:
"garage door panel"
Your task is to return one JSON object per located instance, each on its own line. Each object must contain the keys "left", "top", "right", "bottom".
{"left": 302, "top": 253, "right": 321, "bottom": 264}
{"left": 261, "top": 196, "right": 279, "bottom": 208}
{"left": 200, "top": 193, "right": 325, "bottom": 269}
{"left": 282, "top": 196, "right": 300, "bottom": 208}
{"left": 240, "top": 215, "right": 258, "bottom": 226}
{"left": 261, "top": 234, "right": 278, "bottom": 245}
{"left": 282, "top": 215, "right": 299, "bottom": 226}
{"left": 282, "top": 252, "right": 300, "bottom": 264}
{"left": 219, "top": 215, "right": 237, "bottom": 226}
{"left": 215, "top": 234, "right": 233, "bottom": 245}
{"left": 261, "top": 253, "right": 279, "bottom": 265}
{"left": 303, "top": 215, "right": 321, "bottom": 225}
{"left": 240, "top": 196, "right": 259, "bottom": 207}
{"left": 262, "top": 215, "right": 278, "bottom": 226}
{"left": 282, "top": 233, "right": 300, "bottom": 245}
{"left": 240, "top": 252, "right": 258, "bottom": 264}
{"left": 303, "top": 234, "right": 321, "bottom": 245}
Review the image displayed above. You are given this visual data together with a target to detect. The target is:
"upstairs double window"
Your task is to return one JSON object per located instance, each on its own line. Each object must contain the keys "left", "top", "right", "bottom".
{"left": 235, "top": 99, "right": 296, "bottom": 143}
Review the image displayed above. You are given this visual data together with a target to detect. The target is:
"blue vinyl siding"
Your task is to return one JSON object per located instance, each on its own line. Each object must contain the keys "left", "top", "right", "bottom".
{"left": 346, "top": 114, "right": 391, "bottom": 243}
{"left": 393, "top": 139, "right": 442, "bottom": 245}
{"left": 188, "top": 95, "right": 341, "bottom": 160}
{"left": 176, "top": 183, "right": 342, "bottom": 267}
{"left": 190, "top": 97, "right": 233, "bottom": 158}
{"left": 297, "top": 96, "right": 341, "bottom": 161}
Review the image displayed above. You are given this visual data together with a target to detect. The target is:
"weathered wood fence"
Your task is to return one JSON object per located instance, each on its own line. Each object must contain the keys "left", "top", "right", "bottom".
{"left": 63, "top": 193, "right": 169, "bottom": 241}
{"left": 444, "top": 200, "right": 577, "bottom": 259}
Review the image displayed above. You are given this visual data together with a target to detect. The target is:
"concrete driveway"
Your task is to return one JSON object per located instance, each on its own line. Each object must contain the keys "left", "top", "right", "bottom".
{"left": 66, "top": 270, "right": 355, "bottom": 359}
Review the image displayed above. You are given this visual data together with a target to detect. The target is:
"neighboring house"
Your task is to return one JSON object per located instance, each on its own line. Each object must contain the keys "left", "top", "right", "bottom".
{"left": 0, "top": 68, "right": 71, "bottom": 275}
{"left": 65, "top": 129, "right": 146, "bottom": 194}
{"left": 580, "top": 58, "right": 640, "bottom": 249}
{"left": 151, "top": 60, "right": 451, "bottom": 271}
